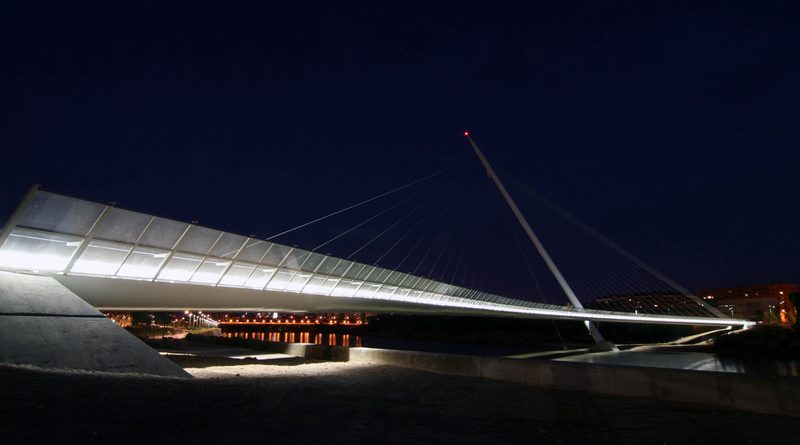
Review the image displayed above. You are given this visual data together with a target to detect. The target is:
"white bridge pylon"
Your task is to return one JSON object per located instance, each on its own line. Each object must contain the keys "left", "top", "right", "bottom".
{"left": 0, "top": 186, "right": 752, "bottom": 328}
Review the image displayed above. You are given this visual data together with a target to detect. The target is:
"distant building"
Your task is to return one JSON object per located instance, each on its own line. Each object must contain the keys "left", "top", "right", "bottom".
{"left": 695, "top": 283, "right": 799, "bottom": 323}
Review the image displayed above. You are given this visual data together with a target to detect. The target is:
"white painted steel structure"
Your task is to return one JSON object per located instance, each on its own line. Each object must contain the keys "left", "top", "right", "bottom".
{"left": 0, "top": 186, "right": 753, "bottom": 327}
{"left": 465, "top": 132, "right": 610, "bottom": 345}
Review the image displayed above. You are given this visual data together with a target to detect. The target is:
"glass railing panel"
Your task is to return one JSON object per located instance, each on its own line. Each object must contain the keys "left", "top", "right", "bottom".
{"left": 281, "top": 248, "right": 309, "bottom": 271}
{"left": 301, "top": 275, "right": 328, "bottom": 294}
{"left": 71, "top": 240, "right": 132, "bottom": 276}
{"left": 330, "top": 259, "right": 353, "bottom": 277}
{"left": 265, "top": 270, "right": 296, "bottom": 290}
{"left": 355, "top": 265, "right": 375, "bottom": 281}
{"left": 314, "top": 257, "right": 340, "bottom": 275}
{"left": 218, "top": 262, "right": 256, "bottom": 287}
{"left": 369, "top": 268, "right": 391, "bottom": 284}
{"left": 318, "top": 277, "right": 341, "bottom": 295}
{"left": 0, "top": 228, "right": 82, "bottom": 272}
{"left": 93, "top": 207, "right": 151, "bottom": 244}
{"left": 299, "top": 252, "right": 326, "bottom": 272}
{"left": 284, "top": 272, "right": 313, "bottom": 292}
{"left": 237, "top": 240, "right": 271, "bottom": 263}
{"left": 244, "top": 267, "right": 276, "bottom": 289}
{"left": 260, "top": 243, "right": 292, "bottom": 267}
{"left": 176, "top": 226, "right": 221, "bottom": 255}
{"left": 17, "top": 192, "right": 104, "bottom": 236}
{"left": 330, "top": 279, "right": 358, "bottom": 297}
{"left": 384, "top": 271, "right": 405, "bottom": 285}
{"left": 138, "top": 217, "right": 189, "bottom": 249}
{"left": 190, "top": 259, "right": 231, "bottom": 284}
{"left": 344, "top": 263, "right": 366, "bottom": 279}
{"left": 157, "top": 253, "right": 203, "bottom": 282}
{"left": 209, "top": 233, "right": 248, "bottom": 259}
{"left": 116, "top": 247, "right": 169, "bottom": 279}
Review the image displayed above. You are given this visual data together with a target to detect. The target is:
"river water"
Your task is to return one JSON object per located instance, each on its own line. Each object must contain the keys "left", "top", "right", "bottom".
{"left": 222, "top": 331, "right": 800, "bottom": 377}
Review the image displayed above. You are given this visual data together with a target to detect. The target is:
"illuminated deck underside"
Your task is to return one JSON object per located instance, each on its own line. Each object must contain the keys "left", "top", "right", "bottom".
{"left": 0, "top": 188, "right": 752, "bottom": 327}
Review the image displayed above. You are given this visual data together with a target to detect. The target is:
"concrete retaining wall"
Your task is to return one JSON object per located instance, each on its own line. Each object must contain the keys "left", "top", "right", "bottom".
{"left": 188, "top": 334, "right": 799, "bottom": 416}
{"left": 327, "top": 346, "right": 799, "bottom": 417}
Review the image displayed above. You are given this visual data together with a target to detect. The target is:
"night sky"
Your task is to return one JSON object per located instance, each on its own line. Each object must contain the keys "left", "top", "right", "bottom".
{"left": 2, "top": 1, "right": 798, "bottom": 293}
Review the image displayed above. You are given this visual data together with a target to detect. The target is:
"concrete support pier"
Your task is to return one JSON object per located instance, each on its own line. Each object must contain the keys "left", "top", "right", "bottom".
{"left": 0, "top": 271, "right": 189, "bottom": 377}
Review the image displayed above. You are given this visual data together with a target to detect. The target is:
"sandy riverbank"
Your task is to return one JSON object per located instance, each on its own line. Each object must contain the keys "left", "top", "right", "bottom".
{"left": 1, "top": 349, "right": 797, "bottom": 445}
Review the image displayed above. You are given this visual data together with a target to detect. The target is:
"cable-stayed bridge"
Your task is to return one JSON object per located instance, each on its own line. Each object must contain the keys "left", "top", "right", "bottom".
{"left": 0, "top": 134, "right": 755, "bottom": 357}
{"left": 0, "top": 184, "right": 750, "bottom": 330}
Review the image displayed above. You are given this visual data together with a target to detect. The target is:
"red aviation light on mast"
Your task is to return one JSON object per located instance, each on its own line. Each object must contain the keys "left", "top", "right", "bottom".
{"left": 463, "top": 131, "right": 470, "bottom": 137}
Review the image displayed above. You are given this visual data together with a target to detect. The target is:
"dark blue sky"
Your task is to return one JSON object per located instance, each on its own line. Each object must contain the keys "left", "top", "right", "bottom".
{"left": 1, "top": 1, "right": 798, "bottom": 291}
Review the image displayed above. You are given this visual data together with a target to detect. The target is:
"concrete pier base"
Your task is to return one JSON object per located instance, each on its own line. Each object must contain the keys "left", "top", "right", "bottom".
{"left": 0, "top": 271, "right": 189, "bottom": 377}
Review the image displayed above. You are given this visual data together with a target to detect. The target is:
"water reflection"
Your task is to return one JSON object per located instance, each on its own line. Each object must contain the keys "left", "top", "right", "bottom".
{"left": 224, "top": 331, "right": 362, "bottom": 347}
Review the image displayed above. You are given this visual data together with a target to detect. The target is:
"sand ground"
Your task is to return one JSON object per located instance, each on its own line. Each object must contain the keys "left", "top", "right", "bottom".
{"left": 0, "top": 348, "right": 797, "bottom": 444}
